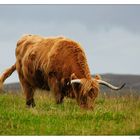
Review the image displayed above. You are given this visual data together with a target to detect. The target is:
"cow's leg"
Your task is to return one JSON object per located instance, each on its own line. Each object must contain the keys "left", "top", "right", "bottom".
{"left": 53, "top": 83, "right": 64, "bottom": 104}
{"left": 16, "top": 59, "right": 35, "bottom": 107}
{"left": 48, "top": 76, "right": 64, "bottom": 104}
{"left": 55, "top": 91, "right": 64, "bottom": 104}
{"left": 24, "top": 85, "right": 35, "bottom": 108}
{"left": 19, "top": 76, "right": 35, "bottom": 107}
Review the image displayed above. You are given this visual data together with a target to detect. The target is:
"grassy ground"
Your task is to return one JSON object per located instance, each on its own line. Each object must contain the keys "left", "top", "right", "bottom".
{"left": 0, "top": 90, "right": 140, "bottom": 135}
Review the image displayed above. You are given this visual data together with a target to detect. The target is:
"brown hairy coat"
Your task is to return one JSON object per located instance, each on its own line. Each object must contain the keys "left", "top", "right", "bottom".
{"left": 0, "top": 34, "right": 125, "bottom": 109}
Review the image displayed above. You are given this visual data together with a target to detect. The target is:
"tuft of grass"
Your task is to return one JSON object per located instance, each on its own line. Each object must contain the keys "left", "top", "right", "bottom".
{"left": 0, "top": 91, "right": 140, "bottom": 135}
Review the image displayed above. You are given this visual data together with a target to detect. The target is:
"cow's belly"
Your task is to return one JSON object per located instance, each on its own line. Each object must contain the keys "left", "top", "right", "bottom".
{"left": 23, "top": 67, "right": 50, "bottom": 90}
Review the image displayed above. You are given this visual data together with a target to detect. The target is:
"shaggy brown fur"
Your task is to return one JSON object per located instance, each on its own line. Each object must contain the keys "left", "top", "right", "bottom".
{"left": 0, "top": 34, "right": 100, "bottom": 109}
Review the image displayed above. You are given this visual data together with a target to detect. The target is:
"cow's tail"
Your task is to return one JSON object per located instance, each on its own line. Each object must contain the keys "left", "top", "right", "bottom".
{"left": 0, "top": 63, "right": 16, "bottom": 89}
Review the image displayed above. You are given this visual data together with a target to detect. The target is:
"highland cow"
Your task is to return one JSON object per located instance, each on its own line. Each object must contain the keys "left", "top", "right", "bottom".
{"left": 0, "top": 35, "right": 125, "bottom": 109}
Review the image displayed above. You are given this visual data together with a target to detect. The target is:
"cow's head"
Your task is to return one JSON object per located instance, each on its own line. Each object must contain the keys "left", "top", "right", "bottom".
{"left": 69, "top": 73, "right": 125, "bottom": 109}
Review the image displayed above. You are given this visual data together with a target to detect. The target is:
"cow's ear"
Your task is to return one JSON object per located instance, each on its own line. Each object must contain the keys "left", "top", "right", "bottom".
{"left": 94, "top": 74, "right": 101, "bottom": 80}
{"left": 70, "top": 73, "right": 78, "bottom": 80}
{"left": 70, "top": 73, "right": 82, "bottom": 86}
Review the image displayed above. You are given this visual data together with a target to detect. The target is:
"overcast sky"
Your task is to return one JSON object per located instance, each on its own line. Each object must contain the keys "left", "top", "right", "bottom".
{"left": 0, "top": 5, "right": 140, "bottom": 83}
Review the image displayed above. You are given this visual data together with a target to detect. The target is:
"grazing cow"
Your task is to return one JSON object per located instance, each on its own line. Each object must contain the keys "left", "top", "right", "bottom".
{"left": 0, "top": 35, "right": 125, "bottom": 109}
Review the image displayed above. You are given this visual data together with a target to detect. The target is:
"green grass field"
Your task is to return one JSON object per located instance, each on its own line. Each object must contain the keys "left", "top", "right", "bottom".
{"left": 0, "top": 90, "right": 140, "bottom": 135}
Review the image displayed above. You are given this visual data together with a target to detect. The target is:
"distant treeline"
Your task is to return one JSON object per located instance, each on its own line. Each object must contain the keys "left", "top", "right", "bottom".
{"left": 2, "top": 74, "right": 140, "bottom": 94}
{"left": 100, "top": 74, "right": 140, "bottom": 90}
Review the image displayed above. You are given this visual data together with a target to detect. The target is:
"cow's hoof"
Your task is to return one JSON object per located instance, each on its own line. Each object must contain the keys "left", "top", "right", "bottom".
{"left": 26, "top": 98, "right": 36, "bottom": 108}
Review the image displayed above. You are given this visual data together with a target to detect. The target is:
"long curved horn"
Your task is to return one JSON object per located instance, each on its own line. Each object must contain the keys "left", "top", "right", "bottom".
{"left": 71, "top": 79, "right": 81, "bottom": 84}
{"left": 97, "top": 79, "right": 125, "bottom": 90}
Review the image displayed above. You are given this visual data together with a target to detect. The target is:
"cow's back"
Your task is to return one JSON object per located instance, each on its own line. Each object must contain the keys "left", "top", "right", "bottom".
{"left": 16, "top": 35, "right": 43, "bottom": 58}
{"left": 47, "top": 39, "right": 91, "bottom": 80}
